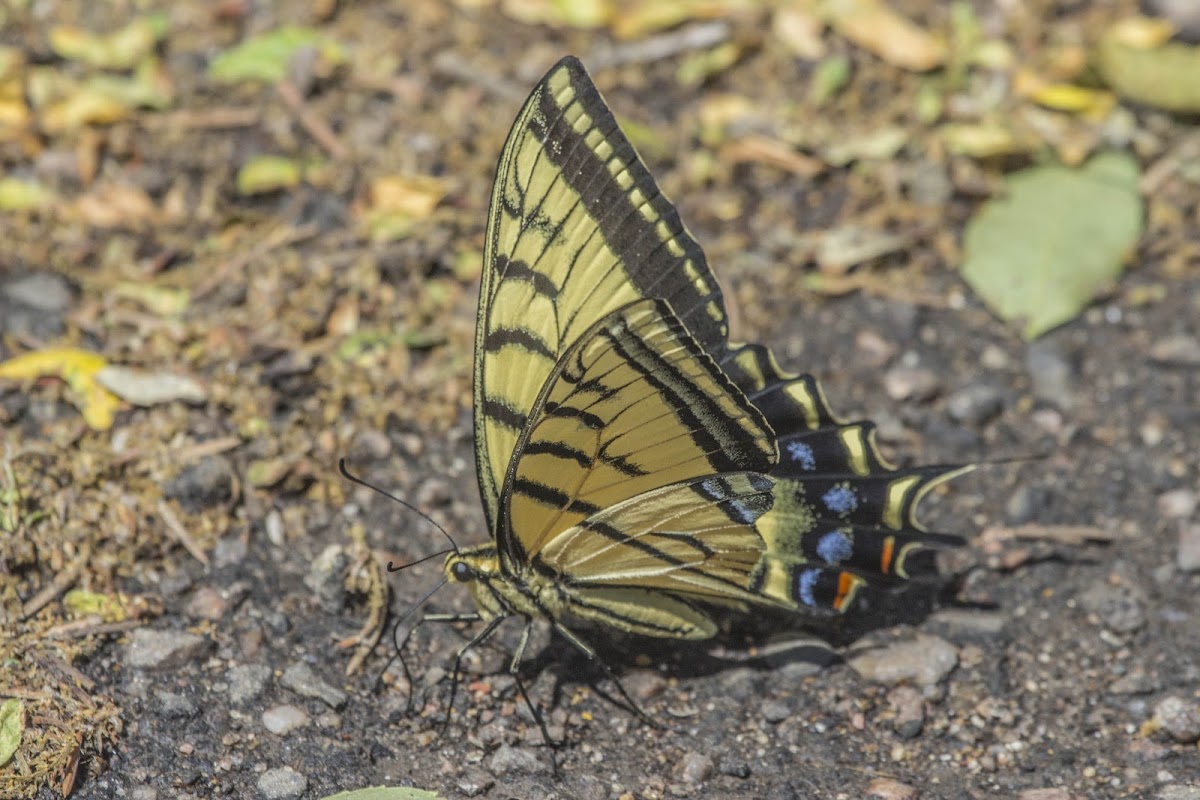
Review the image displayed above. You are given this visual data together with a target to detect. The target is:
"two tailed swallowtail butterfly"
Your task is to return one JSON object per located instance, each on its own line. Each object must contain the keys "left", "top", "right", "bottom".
{"left": 387, "top": 55, "right": 969, "bottom": 744}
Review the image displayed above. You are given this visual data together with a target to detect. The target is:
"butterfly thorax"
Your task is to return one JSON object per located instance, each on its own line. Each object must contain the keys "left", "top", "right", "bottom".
{"left": 443, "top": 544, "right": 563, "bottom": 622}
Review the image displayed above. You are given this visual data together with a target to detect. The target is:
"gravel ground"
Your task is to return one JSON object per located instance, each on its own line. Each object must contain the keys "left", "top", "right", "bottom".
{"left": 2, "top": 2, "right": 1199, "bottom": 799}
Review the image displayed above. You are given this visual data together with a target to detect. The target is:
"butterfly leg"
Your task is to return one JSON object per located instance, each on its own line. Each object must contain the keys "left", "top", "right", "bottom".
{"left": 550, "top": 621, "right": 659, "bottom": 729}
{"left": 441, "top": 614, "right": 507, "bottom": 733}
{"left": 393, "top": 612, "right": 484, "bottom": 713}
{"left": 508, "top": 618, "right": 563, "bottom": 778}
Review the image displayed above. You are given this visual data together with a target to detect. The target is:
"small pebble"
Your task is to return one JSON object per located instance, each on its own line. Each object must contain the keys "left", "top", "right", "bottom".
{"left": 946, "top": 384, "right": 1005, "bottom": 426}
{"left": 1079, "top": 579, "right": 1147, "bottom": 634}
{"left": 1108, "top": 668, "right": 1159, "bottom": 696}
{"left": 350, "top": 428, "right": 392, "bottom": 461}
{"left": 262, "top": 705, "right": 310, "bottom": 735}
{"left": 257, "top": 766, "right": 307, "bottom": 800}
{"left": 280, "top": 662, "right": 347, "bottom": 710}
{"left": 887, "top": 685, "right": 925, "bottom": 739}
{"left": 882, "top": 365, "right": 941, "bottom": 402}
{"left": 164, "top": 456, "right": 236, "bottom": 512}
{"left": 1154, "top": 696, "right": 1200, "bottom": 743}
{"left": 1178, "top": 524, "right": 1200, "bottom": 573}
{"left": 212, "top": 534, "right": 248, "bottom": 567}
{"left": 1158, "top": 488, "right": 1198, "bottom": 520}
{"left": 718, "top": 757, "right": 751, "bottom": 778}
{"left": 488, "top": 744, "right": 546, "bottom": 775}
{"left": 676, "top": 751, "right": 714, "bottom": 784}
{"left": 1015, "top": 789, "right": 1071, "bottom": 800}
{"left": 855, "top": 330, "right": 898, "bottom": 368}
{"left": 760, "top": 698, "right": 792, "bottom": 724}
{"left": 866, "top": 777, "right": 917, "bottom": 799}
{"left": 1025, "top": 342, "right": 1077, "bottom": 408}
{"left": 1, "top": 271, "right": 73, "bottom": 312}
{"left": 305, "top": 545, "right": 350, "bottom": 614}
{"left": 186, "top": 586, "right": 229, "bottom": 621}
{"left": 455, "top": 767, "right": 494, "bottom": 797}
{"left": 227, "top": 664, "right": 272, "bottom": 705}
{"left": 155, "top": 691, "right": 199, "bottom": 719}
{"left": 623, "top": 669, "right": 667, "bottom": 701}
{"left": 980, "top": 344, "right": 1010, "bottom": 370}
{"left": 1149, "top": 333, "right": 1200, "bottom": 366}
{"left": 848, "top": 634, "right": 958, "bottom": 686}
{"left": 125, "top": 629, "right": 212, "bottom": 671}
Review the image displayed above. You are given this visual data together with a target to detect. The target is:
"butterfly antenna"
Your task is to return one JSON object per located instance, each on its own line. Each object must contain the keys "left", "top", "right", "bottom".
{"left": 337, "top": 458, "right": 461, "bottom": 568}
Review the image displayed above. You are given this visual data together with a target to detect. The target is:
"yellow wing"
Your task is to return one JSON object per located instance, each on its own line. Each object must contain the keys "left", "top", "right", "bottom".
{"left": 497, "top": 298, "right": 774, "bottom": 568}
{"left": 475, "top": 56, "right": 732, "bottom": 532}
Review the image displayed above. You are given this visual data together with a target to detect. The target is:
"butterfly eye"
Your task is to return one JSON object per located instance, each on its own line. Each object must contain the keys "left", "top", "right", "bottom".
{"left": 450, "top": 561, "right": 473, "bottom": 582}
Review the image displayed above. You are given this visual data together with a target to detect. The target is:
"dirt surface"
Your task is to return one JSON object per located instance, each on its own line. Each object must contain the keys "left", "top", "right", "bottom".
{"left": 2, "top": 2, "right": 1199, "bottom": 799}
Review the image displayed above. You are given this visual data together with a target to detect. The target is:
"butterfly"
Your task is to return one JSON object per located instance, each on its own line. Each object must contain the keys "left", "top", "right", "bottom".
{"left": 394, "top": 55, "right": 968, "bottom": 739}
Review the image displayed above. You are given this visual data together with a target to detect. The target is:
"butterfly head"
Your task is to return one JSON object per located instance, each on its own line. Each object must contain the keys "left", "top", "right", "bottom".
{"left": 442, "top": 544, "right": 514, "bottom": 619}
{"left": 443, "top": 545, "right": 500, "bottom": 583}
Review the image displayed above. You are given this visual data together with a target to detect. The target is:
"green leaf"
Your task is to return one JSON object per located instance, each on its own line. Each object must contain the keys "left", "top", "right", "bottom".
{"left": 961, "top": 151, "right": 1143, "bottom": 339}
{"left": 236, "top": 155, "right": 304, "bottom": 195}
{"left": 0, "top": 699, "right": 23, "bottom": 767}
{"left": 208, "top": 26, "right": 345, "bottom": 85}
{"left": 0, "top": 177, "right": 55, "bottom": 211}
{"left": 321, "top": 788, "right": 442, "bottom": 800}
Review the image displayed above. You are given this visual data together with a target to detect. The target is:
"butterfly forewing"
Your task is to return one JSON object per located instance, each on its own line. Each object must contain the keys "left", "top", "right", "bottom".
{"left": 475, "top": 57, "right": 733, "bottom": 532}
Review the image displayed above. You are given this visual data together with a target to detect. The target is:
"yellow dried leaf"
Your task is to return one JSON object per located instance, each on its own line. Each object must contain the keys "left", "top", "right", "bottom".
{"left": 772, "top": 6, "right": 827, "bottom": 60}
{"left": 0, "top": 178, "right": 55, "bottom": 212}
{"left": 1107, "top": 16, "right": 1176, "bottom": 49}
{"left": 940, "top": 123, "right": 1029, "bottom": 158}
{"left": 822, "top": 0, "right": 946, "bottom": 71}
{"left": 73, "top": 183, "right": 158, "bottom": 228}
{"left": 1032, "top": 83, "right": 1115, "bottom": 115}
{"left": 49, "top": 15, "right": 168, "bottom": 70}
{"left": 0, "top": 347, "right": 120, "bottom": 431}
{"left": 368, "top": 174, "right": 448, "bottom": 217}
{"left": 612, "top": 0, "right": 756, "bottom": 39}
{"left": 111, "top": 282, "right": 191, "bottom": 316}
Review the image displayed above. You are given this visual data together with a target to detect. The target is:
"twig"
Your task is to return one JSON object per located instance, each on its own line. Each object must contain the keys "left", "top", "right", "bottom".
{"left": 157, "top": 499, "right": 210, "bottom": 567}
{"left": 20, "top": 562, "right": 80, "bottom": 620}
{"left": 587, "top": 21, "right": 732, "bottom": 70}
{"left": 277, "top": 79, "right": 349, "bottom": 159}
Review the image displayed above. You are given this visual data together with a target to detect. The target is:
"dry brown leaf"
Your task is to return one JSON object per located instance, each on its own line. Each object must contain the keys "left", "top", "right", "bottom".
{"left": 822, "top": 0, "right": 946, "bottom": 72}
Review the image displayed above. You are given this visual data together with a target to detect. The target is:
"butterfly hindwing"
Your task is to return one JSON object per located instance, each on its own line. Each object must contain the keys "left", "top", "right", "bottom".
{"left": 498, "top": 298, "right": 775, "bottom": 568}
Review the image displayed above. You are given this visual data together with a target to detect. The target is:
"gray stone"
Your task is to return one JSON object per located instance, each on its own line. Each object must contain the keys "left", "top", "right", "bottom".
{"left": 1178, "top": 523, "right": 1200, "bottom": 572}
{"left": 1154, "top": 696, "right": 1200, "bottom": 743}
{"left": 1079, "top": 579, "right": 1147, "bottom": 634}
{"left": 155, "top": 690, "right": 198, "bottom": 719}
{"left": 262, "top": 704, "right": 310, "bottom": 735}
{"left": 256, "top": 766, "right": 306, "bottom": 800}
{"left": 1149, "top": 333, "right": 1200, "bottom": 366}
{"left": 848, "top": 633, "right": 958, "bottom": 686}
{"left": 1025, "top": 341, "right": 1077, "bottom": 408}
{"left": 227, "top": 664, "right": 272, "bottom": 705}
{"left": 946, "top": 384, "right": 1005, "bottom": 426}
{"left": 280, "top": 662, "right": 346, "bottom": 709}
{"left": 676, "top": 751, "right": 714, "bottom": 784}
{"left": 487, "top": 744, "right": 546, "bottom": 775}
{"left": 125, "top": 628, "right": 212, "bottom": 671}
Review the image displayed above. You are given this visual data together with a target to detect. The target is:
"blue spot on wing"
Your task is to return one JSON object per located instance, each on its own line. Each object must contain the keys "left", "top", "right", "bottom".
{"left": 822, "top": 483, "right": 859, "bottom": 515}
{"left": 785, "top": 441, "right": 816, "bottom": 471}
{"left": 796, "top": 568, "right": 820, "bottom": 607}
{"left": 816, "top": 529, "right": 853, "bottom": 564}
